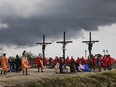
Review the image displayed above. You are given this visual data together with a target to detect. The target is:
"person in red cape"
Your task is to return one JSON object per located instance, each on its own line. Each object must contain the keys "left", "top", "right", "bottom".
{"left": 48, "top": 57, "right": 53, "bottom": 68}
{"left": 34, "top": 54, "right": 44, "bottom": 72}
{"left": 102, "top": 55, "right": 111, "bottom": 70}
{"left": 89, "top": 54, "right": 96, "bottom": 71}
{"left": 93, "top": 56, "right": 98, "bottom": 71}
{"left": 80, "top": 56, "right": 86, "bottom": 65}
{"left": 66, "top": 56, "right": 70, "bottom": 66}
{"left": 53, "top": 56, "right": 59, "bottom": 67}
{"left": 70, "top": 56, "right": 75, "bottom": 63}
{"left": 75, "top": 57, "right": 81, "bottom": 71}
{"left": 59, "top": 57, "right": 64, "bottom": 73}
{"left": 70, "top": 56, "right": 76, "bottom": 72}
{"left": 76, "top": 57, "right": 81, "bottom": 64}
{"left": 59, "top": 57, "right": 64, "bottom": 63}
{"left": 97, "top": 54, "right": 102, "bottom": 72}
{"left": 107, "top": 55, "right": 116, "bottom": 70}
{"left": 101, "top": 55, "right": 108, "bottom": 70}
{"left": 87, "top": 57, "right": 91, "bottom": 66}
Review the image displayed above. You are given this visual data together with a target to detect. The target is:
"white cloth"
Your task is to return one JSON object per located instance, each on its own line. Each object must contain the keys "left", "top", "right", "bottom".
{"left": 79, "top": 64, "right": 85, "bottom": 70}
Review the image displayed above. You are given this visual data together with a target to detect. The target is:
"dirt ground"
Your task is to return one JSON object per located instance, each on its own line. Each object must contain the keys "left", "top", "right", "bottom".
{"left": 0, "top": 69, "right": 115, "bottom": 87}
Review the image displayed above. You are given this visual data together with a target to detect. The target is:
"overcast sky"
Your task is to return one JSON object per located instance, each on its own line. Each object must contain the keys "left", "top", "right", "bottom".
{"left": 0, "top": 0, "right": 116, "bottom": 58}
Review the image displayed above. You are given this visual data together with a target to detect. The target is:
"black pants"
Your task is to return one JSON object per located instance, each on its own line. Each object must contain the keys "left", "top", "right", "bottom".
{"left": 1, "top": 70, "right": 6, "bottom": 74}
{"left": 23, "top": 68, "right": 28, "bottom": 75}
{"left": 16, "top": 65, "right": 20, "bottom": 72}
{"left": 59, "top": 63, "right": 63, "bottom": 73}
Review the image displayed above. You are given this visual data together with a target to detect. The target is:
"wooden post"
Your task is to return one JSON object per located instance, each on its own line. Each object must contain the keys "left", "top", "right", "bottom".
{"left": 36, "top": 34, "right": 52, "bottom": 64}
{"left": 56, "top": 32, "right": 73, "bottom": 63}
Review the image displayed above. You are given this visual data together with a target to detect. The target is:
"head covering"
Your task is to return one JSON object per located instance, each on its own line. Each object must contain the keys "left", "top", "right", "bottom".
{"left": 22, "top": 50, "right": 26, "bottom": 56}
{"left": 38, "top": 53, "right": 42, "bottom": 57}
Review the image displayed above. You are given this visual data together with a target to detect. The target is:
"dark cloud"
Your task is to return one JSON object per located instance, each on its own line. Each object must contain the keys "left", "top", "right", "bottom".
{"left": 0, "top": 0, "right": 116, "bottom": 47}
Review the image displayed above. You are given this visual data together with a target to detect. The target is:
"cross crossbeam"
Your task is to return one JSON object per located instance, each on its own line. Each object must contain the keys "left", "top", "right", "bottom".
{"left": 36, "top": 34, "right": 51, "bottom": 63}
{"left": 82, "top": 32, "right": 99, "bottom": 55}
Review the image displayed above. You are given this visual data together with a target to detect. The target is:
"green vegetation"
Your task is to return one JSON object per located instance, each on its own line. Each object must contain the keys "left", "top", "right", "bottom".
{"left": 13, "top": 70, "right": 116, "bottom": 87}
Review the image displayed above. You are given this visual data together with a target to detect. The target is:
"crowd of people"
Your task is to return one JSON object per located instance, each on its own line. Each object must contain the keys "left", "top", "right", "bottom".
{"left": 46, "top": 54, "right": 116, "bottom": 73}
{"left": 0, "top": 50, "right": 116, "bottom": 75}
{"left": 0, "top": 51, "right": 31, "bottom": 75}
{"left": 33, "top": 53, "right": 116, "bottom": 73}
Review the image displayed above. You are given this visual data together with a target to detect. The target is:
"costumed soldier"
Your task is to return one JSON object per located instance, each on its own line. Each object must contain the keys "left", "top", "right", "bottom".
{"left": 34, "top": 54, "right": 44, "bottom": 72}
{"left": 22, "top": 50, "right": 31, "bottom": 75}
{"left": 0, "top": 53, "right": 8, "bottom": 74}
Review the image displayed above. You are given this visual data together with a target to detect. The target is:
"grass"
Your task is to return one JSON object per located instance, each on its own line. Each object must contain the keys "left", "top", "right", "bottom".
{"left": 7, "top": 70, "right": 116, "bottom": 87}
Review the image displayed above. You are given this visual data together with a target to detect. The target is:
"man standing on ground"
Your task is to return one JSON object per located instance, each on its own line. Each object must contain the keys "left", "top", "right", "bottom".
{"left": 0, "top": 53, "right": 8, "bottom": 75}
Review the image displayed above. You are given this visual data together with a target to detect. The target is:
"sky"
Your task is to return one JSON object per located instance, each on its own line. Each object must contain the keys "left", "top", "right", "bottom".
{"left": 0, "top": 0, "right": 116, "bottom": 59}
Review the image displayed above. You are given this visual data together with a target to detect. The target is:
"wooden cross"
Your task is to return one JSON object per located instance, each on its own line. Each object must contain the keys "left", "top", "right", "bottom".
{"left": 82, "top": 32, "right": 99, "bottom": 56}
{"left": 56, "top": 32, "right": 73, "bottom": 63}
{"left": 36, "top": 34, "right": 51, "bottom": 63}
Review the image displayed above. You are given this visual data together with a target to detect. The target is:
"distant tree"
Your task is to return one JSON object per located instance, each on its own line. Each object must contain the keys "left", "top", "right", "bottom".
{"left": 26, "top": 52, "right": 36, "bottom": 68}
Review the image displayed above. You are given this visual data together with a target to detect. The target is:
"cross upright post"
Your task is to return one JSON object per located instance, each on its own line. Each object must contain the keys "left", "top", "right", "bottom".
{"left": 82, "top": 32, "right": 99, "bottom": 56}
{"left": 36, "top": 34, "right": 52, "bottom": 64}
{"left": 57, "top": 32, "right": 73, "bottom": 63}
